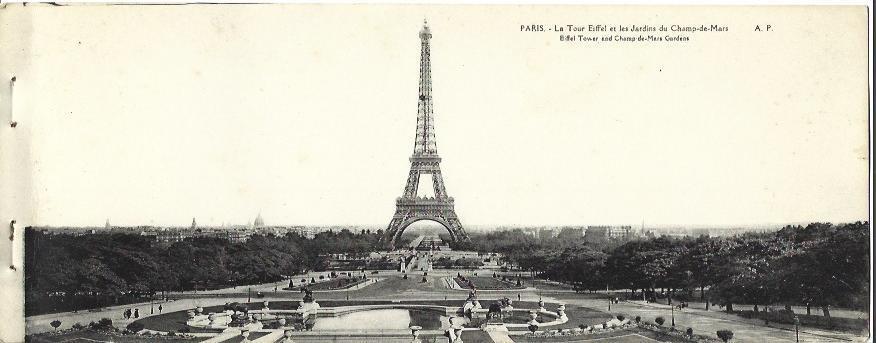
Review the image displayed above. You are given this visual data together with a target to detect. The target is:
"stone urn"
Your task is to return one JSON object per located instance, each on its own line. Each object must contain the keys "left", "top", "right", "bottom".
{"left": 557, "top": 303, "right": 566, "bottom": 318}
{"left": 186, "top": 310, "right": 196, "bottom": 319}
{"left": 263, "top": 301, "right": 270, "bottom": 310}
{"left": 529, "top": 311, "right": 538, "bottom": 321}
{"left": 278, "top": 318, "right": 287, "bottom": 326}
{"left": 240, "top": 329, "right": 251, "bottom": 342}
{"left": 196, "top": 307, "right": 204, "bottom": 314}
{"left": 537, "top": 300, "right": 545, "bottom": 311}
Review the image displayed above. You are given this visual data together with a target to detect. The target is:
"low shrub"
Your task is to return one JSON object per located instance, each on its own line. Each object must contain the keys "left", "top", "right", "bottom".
{"left": 616, "top": 315, "right": 625, "bottom": 321}
{"left": 717, "top": 329, "right": 734, "bottom": 342}
{"left": 87, "top": 318, "right": 113, "bottom": 331}
{"left": 635, "top": 316, "right": 641, "bottom": 323}
{"left": 71, "top": 322, "right": 84, "bottom": 330}
{"left": 126, "top": 322, "right": 145, "bottom": 333}
{"left": 655, "top": 317, "right": 665, "bottom": 326}
{"left": 263, "top": 321, "right": 282, "bottom": 329}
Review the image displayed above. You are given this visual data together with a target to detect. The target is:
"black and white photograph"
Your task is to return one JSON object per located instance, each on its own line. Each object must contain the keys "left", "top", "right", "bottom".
{"left": 0, "top": 3, "right": 871, "bottom": 343}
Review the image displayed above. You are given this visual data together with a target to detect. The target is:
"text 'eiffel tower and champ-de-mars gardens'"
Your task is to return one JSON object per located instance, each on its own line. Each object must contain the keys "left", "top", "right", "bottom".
{"left": 520, "top": 23, "right": 731, "bottom": 43}
{"left": 383, "top": 21, "right": 470, "bottom": 249}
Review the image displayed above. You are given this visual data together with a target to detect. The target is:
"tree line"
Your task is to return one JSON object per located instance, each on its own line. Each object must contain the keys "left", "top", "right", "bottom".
{"left": 457, "top": 222, "right": 869, "bottom": 323}
{"left": 24, "top": 228, "right": 386, "bottom": 315}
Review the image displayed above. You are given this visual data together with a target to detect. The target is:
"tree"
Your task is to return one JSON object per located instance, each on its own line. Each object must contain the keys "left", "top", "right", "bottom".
{"left": 655, "top": 317, "right": 665, "bottom": 326}
{"left": 776, "top": 222, "right": 869, "bottom": 325}
{"left": 50, "top": 320, "right": 61, "bottom": 331}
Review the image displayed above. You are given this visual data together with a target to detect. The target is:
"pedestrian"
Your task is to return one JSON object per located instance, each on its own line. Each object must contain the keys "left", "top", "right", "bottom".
{"left": 158, "top": 304, "right": 163, "bottom": 313}
{"left": 134, "top": 308, "right": 139, "bottom": 318}
{"left": 125, "top": 308, "right": 131, "bottom": 319}
{"left": 517, "top": 293, "right": 521, "bottom": 301}
{"left": 123, "top": 309, "right": 128, "bottom": 319}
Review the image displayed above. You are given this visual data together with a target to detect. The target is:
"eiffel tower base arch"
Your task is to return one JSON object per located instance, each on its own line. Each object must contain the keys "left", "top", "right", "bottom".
{"left": 384, "top": 202, "right": 469, "bottom": 249}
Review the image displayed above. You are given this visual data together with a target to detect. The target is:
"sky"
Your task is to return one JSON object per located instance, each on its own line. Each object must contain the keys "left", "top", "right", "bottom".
{"left": 2, "top": 5, "right": 869, "bottom": 228}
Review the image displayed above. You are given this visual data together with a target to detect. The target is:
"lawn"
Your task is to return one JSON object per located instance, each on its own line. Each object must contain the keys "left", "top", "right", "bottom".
{"left": 26, "top": 330, "right": 210, "bottom": 343}
{"left": 286, "top": 276, "right": 368, "bottom": 291}
{"left": 306, "top": 277, "right": 368, "bottom": 291}
{"left": 512, "top": 328, "right": 692, "bottom": 342}
{"left": 454, "top": 276, "right": 524, "bottom": 290}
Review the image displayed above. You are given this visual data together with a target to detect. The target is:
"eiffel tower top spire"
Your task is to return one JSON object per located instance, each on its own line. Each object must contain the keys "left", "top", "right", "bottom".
{"left": 414, "top": 20, "right": 437, "bottom": 156}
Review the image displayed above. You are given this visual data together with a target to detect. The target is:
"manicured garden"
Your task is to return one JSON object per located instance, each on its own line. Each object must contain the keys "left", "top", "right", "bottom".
{"left": 454, "top": 276, "right": 524, "bottom": 290}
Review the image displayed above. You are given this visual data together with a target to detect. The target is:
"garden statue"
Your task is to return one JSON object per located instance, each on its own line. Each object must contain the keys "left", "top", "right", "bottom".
{"left": 528, "top": 320, "right": 539, "bottom": 335}
{"left": 557, "top": 303, "right": 566, "bottom": 319}
{"left": 487, "top": 302, "right": 502, "bottom": 321}
{"left": 301, "top": 288, "right": 314, "bottom": 303}
{"left": 500, "top": 297, "right": 513, "bottom": 309}
{"left": 462, "top": 300, "right": 480, "bottom": 319}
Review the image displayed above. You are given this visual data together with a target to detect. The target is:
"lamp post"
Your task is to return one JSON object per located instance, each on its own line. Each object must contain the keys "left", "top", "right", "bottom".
{"left": 794, "top": 315, "right": 800, "bottom": 342}
{"left": 150, "top": 294, "right": 154, "bottom": 314}
{"left": 671, "top": 304, "right": 675, "bottom": 327}
{"left": 247, "top": 287, "right": 252, "bottom": 303}
{"left": 608, "top": 296, "right": 611, "bottom": 311}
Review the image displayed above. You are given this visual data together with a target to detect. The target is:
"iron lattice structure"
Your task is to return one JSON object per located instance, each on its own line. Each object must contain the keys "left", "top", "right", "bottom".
{"left": 384, "top": 22, "right": 469, "bottom": 248}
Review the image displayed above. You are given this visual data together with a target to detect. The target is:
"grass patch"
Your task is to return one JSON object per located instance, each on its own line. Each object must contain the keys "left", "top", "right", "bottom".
{"left": 454, "top": 276, "right": 524, "bottom": 290}
{"left": 734, "top": 310, "right": 869, "bottom": 334}
{"left": 26, "top": 330, "right": 209, "bottom": 343}
{"left": 512, "top": 327, "right": 691, "bottom": 342}
{"left": 288, "top": 277, "right": 369, "bottom": 291}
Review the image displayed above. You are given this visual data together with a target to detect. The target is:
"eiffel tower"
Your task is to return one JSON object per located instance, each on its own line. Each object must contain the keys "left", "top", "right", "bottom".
{"left": 384, "top": 21, "right": 469, "bottom": 249}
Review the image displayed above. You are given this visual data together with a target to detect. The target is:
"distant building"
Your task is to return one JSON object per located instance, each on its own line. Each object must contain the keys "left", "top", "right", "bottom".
{"left": 144, "top": 229, "right": 192, "bottom": 244}
{"left": 585, "top": 225, "right": 634, "bottom": 241}
{"left": 607, "top": 225, "right": 633, "bottom": 239}
{"left": 226, "top": 230, "right": 251, "bottom": 243}
{"left": 538, "top": 228, "right": 559, "bottom": 240}
{"left": 556, "top": 227, "right": 585, "bottom": 240}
